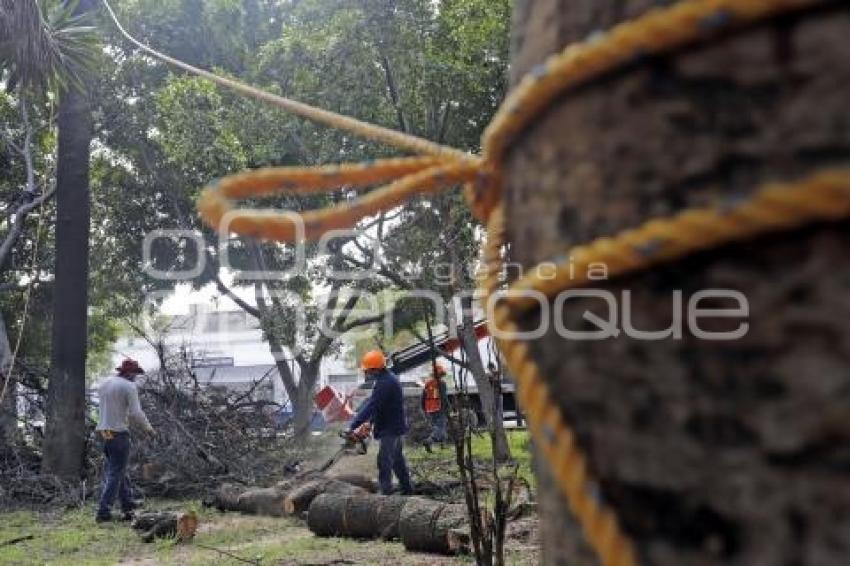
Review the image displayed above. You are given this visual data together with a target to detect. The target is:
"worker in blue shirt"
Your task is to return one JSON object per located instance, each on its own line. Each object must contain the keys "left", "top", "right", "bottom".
{"left": 347, "top": 350, "right": 413, "bottom": 495}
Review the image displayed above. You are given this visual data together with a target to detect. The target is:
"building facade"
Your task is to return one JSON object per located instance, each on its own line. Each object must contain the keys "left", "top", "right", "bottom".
{"left": 103, "top": 304, "right": 359, "bottom": 408}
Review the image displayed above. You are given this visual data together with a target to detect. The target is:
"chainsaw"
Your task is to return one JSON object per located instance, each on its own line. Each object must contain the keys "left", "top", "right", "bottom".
{"left": 315, "top": 422, "right": 371, "bottom": 474}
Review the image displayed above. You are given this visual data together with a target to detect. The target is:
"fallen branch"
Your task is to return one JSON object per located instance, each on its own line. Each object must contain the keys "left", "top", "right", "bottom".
{"left": 0, "top": 534, "right": 34, "bottom": 547}
{"left": 196, "top": 543, "right": 261, "bottom": 565}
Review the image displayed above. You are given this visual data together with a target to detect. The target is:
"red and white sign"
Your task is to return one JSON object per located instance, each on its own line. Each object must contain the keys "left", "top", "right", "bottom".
{"left": 314, "top": 385, "right": 354, "bottom": 423}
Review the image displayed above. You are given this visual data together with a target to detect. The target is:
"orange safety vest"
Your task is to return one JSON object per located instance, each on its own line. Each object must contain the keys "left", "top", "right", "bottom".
{"left": 423, "top": 378, "right": 442, "bottom": 413}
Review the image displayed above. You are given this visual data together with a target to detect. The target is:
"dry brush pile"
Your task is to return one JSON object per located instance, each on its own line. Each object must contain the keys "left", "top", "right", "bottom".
{"left": 0, "top": 350, "right": 304, "bottom": 507}
{"left": 131, "top": 355, "right": 302, "bottom": 497}
{"left": 0, "top": 367, "right": 90, "bottom": 509}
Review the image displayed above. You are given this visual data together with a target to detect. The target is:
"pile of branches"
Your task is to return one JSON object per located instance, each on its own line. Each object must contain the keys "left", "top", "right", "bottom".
{"left": 0, "top": 364, "right": 89, "bottom": 509}
{"left": 0, "top": 440, "right": 88, "bottom": 509}
{"left": 0, "top": 344, "right": 304, "bottom": 507}
{"left": 132, "top": 349, "right": 301, "bottom": 497}
{"left": 0, "top": 382, "right": 91, "bottom": 509}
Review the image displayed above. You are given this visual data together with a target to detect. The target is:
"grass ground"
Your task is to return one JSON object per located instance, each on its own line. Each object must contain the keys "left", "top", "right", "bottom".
{"left": 0, "top": 503, "right": 440, "bottom": 566}
{"left": 407, "top": 429, "right": 534, "bottom": 486}
{"left": 0, "top": 430, "right": 536, "bottom": 565}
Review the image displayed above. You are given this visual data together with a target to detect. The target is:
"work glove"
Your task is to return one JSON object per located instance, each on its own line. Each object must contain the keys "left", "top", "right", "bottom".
{"left": 352, "top": 422, "right": 372, "bottom": 440}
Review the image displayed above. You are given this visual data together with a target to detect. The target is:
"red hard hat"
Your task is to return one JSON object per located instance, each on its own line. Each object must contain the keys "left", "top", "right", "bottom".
{"left": 361, "top": 350, "right": 386, "bottom": 370}
{"left": 116, "top": 359, "right": 144, "bottom": 375}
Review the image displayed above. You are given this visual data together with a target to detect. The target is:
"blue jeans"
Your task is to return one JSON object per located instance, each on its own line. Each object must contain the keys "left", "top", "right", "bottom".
{"left": 97, "top": 432, "right": 133, "bottom": 518}
{"left": 377, "top": 435, "right": 412, "bottom": 495}
{"left": 427, "top": 411, "right": 448, "bottom": 444}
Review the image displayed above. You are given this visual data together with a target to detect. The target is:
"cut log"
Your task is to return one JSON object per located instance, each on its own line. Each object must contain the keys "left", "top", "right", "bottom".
{"left": 206, "top": 483, "right": 246, "bottom": 512}
{"left": 506, "top": 501, "right": 538, "bottom": 521}
{"left": 327, "top": 473, "right": 378, "bottom": 493}
{"left": 132, "top": 511, "right": 198, "bottom": 543}
{"left": 284, "top": 478, "right": 366, "bottom": 516}
{"left": 307, "top": 493, "right": 409, "bottom": 539}
{"left": 446, "top": 529, "right": 471, "bottom": 555}
{"left": 373, "top": 494, "right": 409, "bottom": 540}
{"left": 206, "top": 475, "right": 371, "bottom": 517}
{"left": 236, "top": 486, "right": 288, "bottom": 517}
{"left": 398, "top": 498, "right": 469, "bottom": 555}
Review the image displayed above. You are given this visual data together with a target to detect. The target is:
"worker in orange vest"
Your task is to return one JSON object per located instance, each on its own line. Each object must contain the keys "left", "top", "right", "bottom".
{"left": 421, "top": 363, "right": 450, "bottom": 453}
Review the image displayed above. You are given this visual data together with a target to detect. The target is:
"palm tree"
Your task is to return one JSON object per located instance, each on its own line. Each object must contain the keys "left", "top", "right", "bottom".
{"left": 1, "top": 0, "right": 98, "bottom": 480}
{"left": 506, "top": 2, "right": 850, "bottom": 565}
{"left": 0, "top": 0, "right": 96, "bottom": 94}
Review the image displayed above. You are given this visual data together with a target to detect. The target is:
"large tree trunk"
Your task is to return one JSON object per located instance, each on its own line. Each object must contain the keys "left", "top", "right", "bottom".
{"left": 42, "top": 0, "right": 96, "bottom": 480}
{"left": 307, "top": 493, "right": 408, "bottom": 539}
{"left": 507, "top": 2, "right": 850, "bottom": 565}
{"left": 458, "top": 294, "right": 511, "bottom": 462}
{"left": 284, "top": 477, "right": 366, "bottom": 516}
{"left": 260, "top": 327, "right": 313, "bottom": 445}
{"left": 0, "top": 312, "right": 17, "bottom": 444}
{"left": 398, "top": 497, "right": 470, "bottom": 555}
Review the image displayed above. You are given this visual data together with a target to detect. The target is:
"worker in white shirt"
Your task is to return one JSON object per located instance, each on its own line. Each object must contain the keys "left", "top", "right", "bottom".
{"left": 95, "top": 359, "right": 155, "bottom": 522}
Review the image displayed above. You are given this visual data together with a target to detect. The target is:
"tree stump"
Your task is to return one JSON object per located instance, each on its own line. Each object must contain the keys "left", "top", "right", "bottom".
{"left": 132, "top": 511, "right": 198, "bottom": 543}
{"left": 507, "top": 1, "right": 850, "bottom": 564}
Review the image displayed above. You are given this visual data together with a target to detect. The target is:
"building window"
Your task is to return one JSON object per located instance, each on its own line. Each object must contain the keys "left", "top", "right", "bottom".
{"left": 328, "top": 373, "right": 357, "bottom": 385}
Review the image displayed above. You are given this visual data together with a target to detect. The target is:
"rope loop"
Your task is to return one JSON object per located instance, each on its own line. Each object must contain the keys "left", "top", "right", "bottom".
{"left": 197, "top": 157, "right": 480, "bottom": 242}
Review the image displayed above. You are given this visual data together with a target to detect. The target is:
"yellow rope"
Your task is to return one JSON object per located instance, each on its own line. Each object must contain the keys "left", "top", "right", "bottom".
{"left": 499, "top": 170, "right": 850, "bottom": 315}
{"left": 100, "top": 0, "right": 470, "bottom": 162}
{"left": 103, "top": 1, "right": 845, "bottom": 565}
{"left": 197, "top": 156, "right": 480, "bottom": 241}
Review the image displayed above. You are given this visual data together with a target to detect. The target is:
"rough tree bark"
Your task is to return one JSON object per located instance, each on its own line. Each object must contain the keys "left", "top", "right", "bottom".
{"left": 0, "top": 312, "right": 17, "bottom": 444}
{"left": 284, "top": 477, "right": 366, "bottom": 516}
{"left": 42, "top": 0, "right": 96, "bottom": 480}
{"left": 290, "top": 359, "right": 319, "bottom": 443}
{"left": 131, "top": 511, "right": 199, "bottom": 543}
{"left": 307, "top": 493, "right": 409, "bottom": 539}
{"left": 507, "top": 2, "right": 850, "bottom": 565}
{"left": 398, "top": 497, "right": 470, "bottom": 555}
{"left": 458, "top": 293, "right": 511, "bottom": 462}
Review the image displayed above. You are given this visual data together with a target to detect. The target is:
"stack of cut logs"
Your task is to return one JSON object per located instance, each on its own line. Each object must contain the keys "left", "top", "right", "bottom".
{"left": 206, "top": 473, "right": 471, "bottom": 555}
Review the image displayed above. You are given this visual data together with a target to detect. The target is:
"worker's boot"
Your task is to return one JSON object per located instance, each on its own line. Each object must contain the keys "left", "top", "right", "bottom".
{"left": 95, "top": 513, "right": 113, "bottom": 523}
{"left": 423, "top": 440, "right": 432, "bottom": 453}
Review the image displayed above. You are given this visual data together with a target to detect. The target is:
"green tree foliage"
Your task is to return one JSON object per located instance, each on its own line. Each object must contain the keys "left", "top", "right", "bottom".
{"left": 2, "top": 0, "right": 511, "bottom": 444}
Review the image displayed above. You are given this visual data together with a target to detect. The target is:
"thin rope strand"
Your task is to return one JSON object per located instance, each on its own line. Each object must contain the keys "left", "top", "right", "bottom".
{"left": 100, "top": 0, "right": 470, "bottom": 161}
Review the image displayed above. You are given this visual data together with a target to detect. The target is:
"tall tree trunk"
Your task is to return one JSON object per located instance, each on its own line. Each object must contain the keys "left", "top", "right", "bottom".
{"left": 258, "top": 306, "right": 315, "bottom": 445}
{"left": 291, "top": 361, "right": 319, "bottom": 444}
{"left": 507, "top": 2, "right": 850, "bottom": 564}
{"left": 43, "top": 0, "right": 96, "bottom": 479}
{"left": 458, "top": 295, "right": 511, "bottom": 463}
{"left": 0, "top": 311, "right": 17, "bottom": 444}
{"left": 273, "top": 360, "right": 319, "bottom": 446}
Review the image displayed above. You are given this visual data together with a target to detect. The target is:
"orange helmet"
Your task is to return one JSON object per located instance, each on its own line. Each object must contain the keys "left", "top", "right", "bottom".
{"left": 433, "top": 363, "right": 446, "bottom": 377}
{"left": 361, "top": 350, "right": 386, "bottom": 370}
